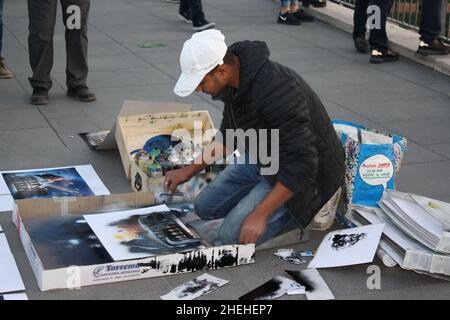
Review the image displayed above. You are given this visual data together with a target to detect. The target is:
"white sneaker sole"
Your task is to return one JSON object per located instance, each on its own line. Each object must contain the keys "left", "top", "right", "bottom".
{"left": 192, "top": 22, "right": 216, "bottom": 31}
{"left": 308, "top": 217, "right": 335, "bottom": 231}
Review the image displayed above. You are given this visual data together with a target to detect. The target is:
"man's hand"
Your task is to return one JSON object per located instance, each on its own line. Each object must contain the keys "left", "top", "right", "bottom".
{"left": 238, "top": 182, "right": 295, "bottom": 244}
{"left": 164, "top": 167, "right": 191, "bottom": 193}
{"left": 163, "top": 141, "right": 229, "bottom": 193}
{"left": 239, "top": 209, "right": 268, "bottom": 244}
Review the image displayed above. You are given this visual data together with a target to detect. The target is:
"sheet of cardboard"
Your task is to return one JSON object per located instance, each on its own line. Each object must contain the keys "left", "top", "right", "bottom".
{"left": 12, "top": 193, "right": 256, "bottom": 291}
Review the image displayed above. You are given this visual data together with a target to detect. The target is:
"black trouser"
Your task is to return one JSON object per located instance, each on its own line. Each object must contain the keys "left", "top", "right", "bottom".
{"left": 419, "top": 0, "right": 442, "bottom": 42}
{"left": 27, "top": 0, "right": 90, "bottom": 90}
{"left": 353, "top": 0, "right": 392, "bottom": 50}
{"left": 180, "top": 0, "right": 205, "bottom": 23}
{"left": 0, "top": 0, "right": 4, "bottom": 56}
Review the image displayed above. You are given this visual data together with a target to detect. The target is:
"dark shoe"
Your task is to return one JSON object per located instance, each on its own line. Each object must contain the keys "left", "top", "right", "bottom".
{"left": 31, "top": 88, "right": 49, "bottom": 105}
{"left": 178, "top": 9, "right": 192, "bottom": 24}
{"left": 354, "top": 37, "right": 370, "bottom": 54}
{"left": 0, "top": 57, "right": 13, "bottom": 79}
{"left": 192, "top": 18, "right": 216, "bottom": 31}
{"left": 67, "top": 86, "right": 96, "bottom": 102}
{"left": 369, "top": 48, "right": 399, "bottom": 64}
{"left": 303, "top": 0, "right": 327, "bottom": 8}
{"left": 417, "top": 38, "right": 450, "bottom": 56}
{"left": 292, "top": 9, "right": 314, "bottom": 22}
{"left": 277, "top": 12, "right": 301, "bottom": 25}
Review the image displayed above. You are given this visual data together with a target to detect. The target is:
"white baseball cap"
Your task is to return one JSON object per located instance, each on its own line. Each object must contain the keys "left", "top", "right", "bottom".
{"left": 174, "top": 29, "right": 228, "bottom": 97}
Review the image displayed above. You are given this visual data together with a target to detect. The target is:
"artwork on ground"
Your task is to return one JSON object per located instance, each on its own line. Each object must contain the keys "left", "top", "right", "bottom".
{"left": 84, "top": 204, "right": 204, "bottom": 261}
{"left": 2, "top": 167, "right": 94, "bottom": 200}
{"left": 285, "top": 269, "right": 334, "bottom": 300}
{"left": 79, "top": 131, "right": 110, "bottom": 149}
{"left": 0, "top": 165, "right": 110, "bottom": 212}
{"left": 308, "top": 224, "right": 384, "bottom": 269}
{"left": 239, "top": 276, "right": 304, "bottom": 300}
{"left": 160, "top": 273, "right": 228, "bottom": 300}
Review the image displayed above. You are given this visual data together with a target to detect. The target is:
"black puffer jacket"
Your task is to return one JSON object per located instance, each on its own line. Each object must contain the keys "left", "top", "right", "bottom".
{"left": 214, "top": 40, "right": 345, "bottom": 229}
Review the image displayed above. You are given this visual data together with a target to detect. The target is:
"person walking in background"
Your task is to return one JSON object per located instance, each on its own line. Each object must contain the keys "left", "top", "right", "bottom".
{"left": 352, "top": 0, "right": 399, "bottom": 64}
{"left": 0, "top": 0, "right": 13, "bottom": 79}
{"left": 178, "top": 0, "right": 216, "bottom": 31}
{"left": 417, "top": 0, "right": 450, "bottom": 55}
{"left": 27, "top": 0, "right": 95, "bottom": 105}
{"left": 277, "top": 0, "right": 314, "bottom": 26}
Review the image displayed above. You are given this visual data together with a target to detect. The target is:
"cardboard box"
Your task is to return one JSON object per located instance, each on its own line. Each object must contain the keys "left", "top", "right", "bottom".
{"left": 12, "top": 193, "right": 255, "bottom": 291}
{"left": 114, "top": 100, "right": 215, "bottom": 179}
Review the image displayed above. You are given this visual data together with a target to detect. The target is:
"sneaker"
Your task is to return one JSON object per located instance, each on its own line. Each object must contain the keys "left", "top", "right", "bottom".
{"left": 354, "top": 37, "right": 370, "bottom": 54}
{"left": 303, "top": 0, "right": 327, "bottom": 8}
{"left": 417, "top": 38, "right": 450, "bottom": 56}
{"left": 309, "top": 210, "right": 336, "bottom": 231}
{"left": 192, "top": 18, "right": 216, "bottom": 31}
{"left": 30, "top": 88, "right": 49, "bottom": 105}
{"left": 164, "top": 0, "right": 180, "bottom": 3}
{"left": 67, "top": 85, "right": 96, "bottom": 102}
{"left": 277, "top": 12, "right": 301, "bottom": 25}
{"left": 179, "top": 9, "right": 192, "bottom": 24}
{"left": 308, "top": 187, "right": 342, "bottom": 231}
{"left": 0, "top": 57, "right": 13, "bottom": 79}
{"left": 369, "top": 47, "right": 399, "bottom": 64}
{"left": 309, "top": 202, "right": 336, "bottom": 231}
{"left": 292, "top": 9, "right": 314, "bottom": 22}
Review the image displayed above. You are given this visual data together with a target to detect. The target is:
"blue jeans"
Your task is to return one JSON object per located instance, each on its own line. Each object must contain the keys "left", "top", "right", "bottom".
{"left": 194, "top": 161, "right": 298, "bottom": 245}
{"left": 0, "top": 0, "right": 4, "bottom": 56}
{"left": 281, "top": 0, "right": 298, "bottom": 7}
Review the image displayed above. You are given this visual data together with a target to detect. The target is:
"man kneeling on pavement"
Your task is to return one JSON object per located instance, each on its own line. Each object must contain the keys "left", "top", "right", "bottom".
{"left": 164, "top": 30, "right": 345, "bottom": 246}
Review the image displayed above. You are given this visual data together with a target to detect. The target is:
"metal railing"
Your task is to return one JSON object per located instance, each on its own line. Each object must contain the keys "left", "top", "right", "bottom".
{"left": 330, "top": 0, "right": 450, "bottom": 42}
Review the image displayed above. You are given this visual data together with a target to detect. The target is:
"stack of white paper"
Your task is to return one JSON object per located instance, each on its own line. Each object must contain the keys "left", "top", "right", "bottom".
{"left": 379, "top": 190, "right": 450, "bottom": 254}
{"left": 348, "top": 191, "right": 450, "bottom": 280}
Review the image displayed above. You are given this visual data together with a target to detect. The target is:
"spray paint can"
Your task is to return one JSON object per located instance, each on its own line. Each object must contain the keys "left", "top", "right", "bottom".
{"left": 377, "top": 247, "right": 397, "bottom": 267}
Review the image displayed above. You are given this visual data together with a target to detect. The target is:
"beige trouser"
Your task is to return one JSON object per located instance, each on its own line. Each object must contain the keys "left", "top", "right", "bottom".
{"left": 308, "top": 187, "right": 343, "bottom": 231}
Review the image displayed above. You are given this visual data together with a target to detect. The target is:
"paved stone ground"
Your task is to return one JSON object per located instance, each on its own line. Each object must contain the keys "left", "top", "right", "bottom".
{"left": 0, "top": 0, "right": 450, "bottom": 300}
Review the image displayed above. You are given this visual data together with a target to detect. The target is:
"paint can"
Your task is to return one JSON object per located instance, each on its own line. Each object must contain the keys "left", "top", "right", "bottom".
{"left": 377, "top": 247, "right": 397, "bottom": 267}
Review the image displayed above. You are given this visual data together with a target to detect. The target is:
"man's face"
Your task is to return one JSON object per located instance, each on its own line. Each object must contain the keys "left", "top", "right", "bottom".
{"left": 195, "top": 66, "right": 229, "bottom": 97}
